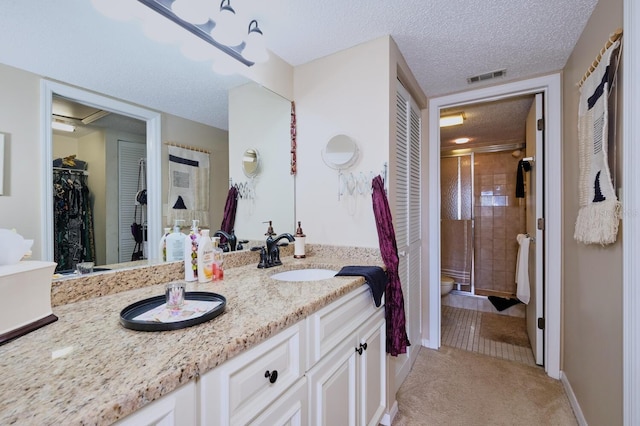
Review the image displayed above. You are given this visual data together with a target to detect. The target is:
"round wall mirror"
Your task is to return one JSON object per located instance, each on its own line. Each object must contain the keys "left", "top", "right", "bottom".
{"left": 242, "top": 148, "right": 261, "bottom": 177}
{"left": 321, "top": 134, "right": 359, "bottom": 170}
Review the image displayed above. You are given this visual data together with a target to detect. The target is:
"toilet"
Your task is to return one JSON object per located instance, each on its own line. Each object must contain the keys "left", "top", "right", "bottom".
{"left": 441, "top": 275, "right": 455, "bottom": 297}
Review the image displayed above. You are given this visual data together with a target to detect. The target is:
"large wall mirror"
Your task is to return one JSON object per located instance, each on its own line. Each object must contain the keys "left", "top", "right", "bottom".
{"left": 229, "top": 83, "right": 295, "bottom": 240}
{"left": 42, "top": 80, "right": 294, "bottom": 273}
{"left": 41, "top": 80, "right": 162, "bottom": 270}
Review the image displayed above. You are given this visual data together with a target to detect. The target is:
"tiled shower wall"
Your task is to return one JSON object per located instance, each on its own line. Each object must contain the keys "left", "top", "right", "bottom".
{"left": 474, "top": 152, "right": 526, "bottom": 297}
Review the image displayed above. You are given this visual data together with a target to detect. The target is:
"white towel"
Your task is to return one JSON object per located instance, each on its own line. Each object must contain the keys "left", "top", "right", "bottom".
{"left": 515, "top": 234, "right": 530, "bottom": 305}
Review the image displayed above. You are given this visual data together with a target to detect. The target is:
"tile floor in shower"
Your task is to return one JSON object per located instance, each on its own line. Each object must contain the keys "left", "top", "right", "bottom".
{"left": 441, "top": 305, "right": 537, "bottom": 367}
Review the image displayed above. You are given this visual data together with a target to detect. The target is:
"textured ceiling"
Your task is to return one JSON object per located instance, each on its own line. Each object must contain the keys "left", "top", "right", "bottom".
{"left": 441, "top": 96, "right": 535, "bottom": 151}
{"left": 0, "top": 0, "right": 597, "bottom": 131}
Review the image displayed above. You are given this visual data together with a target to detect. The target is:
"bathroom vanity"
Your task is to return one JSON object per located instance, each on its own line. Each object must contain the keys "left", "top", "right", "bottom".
{"left": 0, "top": 247, "right": 385, "bottom": 425}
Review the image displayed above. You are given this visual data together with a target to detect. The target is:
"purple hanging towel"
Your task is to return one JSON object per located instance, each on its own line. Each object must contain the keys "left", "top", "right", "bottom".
{"left": 371, "top": 175, "right": 410, "bottom": 356}
{"left": 219, "top": 186, "right": 239, "bottom": 244}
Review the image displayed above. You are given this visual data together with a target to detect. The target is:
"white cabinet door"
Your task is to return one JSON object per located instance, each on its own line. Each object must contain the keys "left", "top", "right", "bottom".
{"left": 357, "top": 313, "right": 386, "bottom": 426}
{"left": 308, "top": 308, "right": 386, "bottom": 426}
{"left": 307, "top": 336, "right": 358, "bottom": 426}
{"left": 249, "top": 377, "right": 308, "bottom": 426}
{"left": 200, "top": 324, "right": 304, "bottom": 425}
{"left": 114, "top": 381, "right": 196, "bottom": 426}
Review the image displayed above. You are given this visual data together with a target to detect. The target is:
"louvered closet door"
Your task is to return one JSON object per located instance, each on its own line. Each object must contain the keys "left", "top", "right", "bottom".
{"left": 393, "top": 80, "right": 422, "bottom": 392}
{"left": 118, "top": 140, "right": 147, "bottom": 263}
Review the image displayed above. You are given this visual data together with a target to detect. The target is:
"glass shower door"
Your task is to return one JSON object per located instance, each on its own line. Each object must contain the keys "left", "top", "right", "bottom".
{"left": 440, "top": 154, "right": 474, "bottom": 292}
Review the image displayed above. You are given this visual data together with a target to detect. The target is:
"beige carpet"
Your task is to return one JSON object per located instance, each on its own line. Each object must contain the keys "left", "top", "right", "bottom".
{"left": 393, "top": 346, "right": 577, "bottom": 425}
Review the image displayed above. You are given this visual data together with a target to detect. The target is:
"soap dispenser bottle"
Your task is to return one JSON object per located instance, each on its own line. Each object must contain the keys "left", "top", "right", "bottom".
{"left": 264, "top": 220, "right": 276, "bottom": 237}
{"left": 197, "top": 229, "right": 214, "bottom": 283}
{"left": 165, "top": 220, "right": 186, "bottom": 262}
{"left": 159, "top": 227, "right": 171, "bottom": 262}
{"left": 184, "top": 220, "right": 200, "bottom": 281}
{"left": 294, "top": 221, "right": 306, "bottom": 259}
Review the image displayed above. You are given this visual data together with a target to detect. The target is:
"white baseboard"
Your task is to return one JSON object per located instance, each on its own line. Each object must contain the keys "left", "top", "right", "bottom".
{"left": 379, "top": 400, "right": 398, "bottom": 426}
{"left": 560, "top": 371, "right": 587, "bottom": 425}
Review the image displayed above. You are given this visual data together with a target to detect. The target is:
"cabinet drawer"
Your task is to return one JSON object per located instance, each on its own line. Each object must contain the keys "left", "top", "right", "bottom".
{"left": 200, "top": 323, "right": 305, "bottom": 426}
{"left": 114, "top": 381, "right": 196, "bottom": 426}
{"left": 306, "top": 285, "right": 381, "bottom": 368}
{"left": 248, "top": 377, "right": 307, "bottom": 426}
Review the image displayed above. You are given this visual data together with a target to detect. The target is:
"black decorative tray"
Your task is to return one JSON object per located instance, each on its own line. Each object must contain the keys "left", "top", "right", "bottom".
{"left": 120, "top": 291, "right": 226, "bottom": 332}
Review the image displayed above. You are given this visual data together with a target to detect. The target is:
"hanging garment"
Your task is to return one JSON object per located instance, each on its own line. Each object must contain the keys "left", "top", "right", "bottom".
{"left": 515, "top": 159, "right": 531, "bottom": 198}
{"left": 219, "top": 186, "right": 239, "bottom": 244}
{"left": 131, "top": 159, "right": 146, "bottom": 261}
{"left": 53, "top": 169, "right": 95, "bottom": 272}
{"left": 371, "top": 175, "right": 410, "bottom": 356}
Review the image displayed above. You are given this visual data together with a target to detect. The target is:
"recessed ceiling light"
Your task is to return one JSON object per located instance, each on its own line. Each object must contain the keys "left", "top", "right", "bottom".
{"left": 440, "top": 114, "right": 465, "bottom": 127}
{"left": 454, "top": 137, "right": 470, "bottom": 144}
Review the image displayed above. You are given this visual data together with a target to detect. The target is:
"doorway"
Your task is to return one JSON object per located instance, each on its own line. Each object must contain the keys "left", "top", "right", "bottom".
{"left": 425, "top": 74, "right": 562, "bottom": 379}
{"left": 438, "top": 94, "right": 542, "bottom": 364}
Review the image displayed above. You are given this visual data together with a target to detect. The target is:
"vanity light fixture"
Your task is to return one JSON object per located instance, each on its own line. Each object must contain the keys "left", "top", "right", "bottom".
{"left": 52, "top": 121, "right": 76, "bottom": 132}
{"left": 440, "top": 113, "right": 465, "bottom": 127}
{"left": 209, "top": 0, "right": 244, "bottom": 47}
{"left": 454, "top": 137, "right": 470, "bottom": 144}
{"left": 137, "top": 0, "right": 268, "bottom": 66}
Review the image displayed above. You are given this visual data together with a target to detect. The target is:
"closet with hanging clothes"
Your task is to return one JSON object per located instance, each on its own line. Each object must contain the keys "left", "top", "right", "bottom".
{"left": 52, "top": 158, "right": 95, "bottom": 273}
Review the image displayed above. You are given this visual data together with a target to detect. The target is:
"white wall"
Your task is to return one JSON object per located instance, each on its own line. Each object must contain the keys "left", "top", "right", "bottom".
{"left": 294, "top": 37, "right": 392, "bottom": 248}
{"left": 0, "top": 64, "right": 42, "bottom": 257}
{"left": 561, "top": 0, "right": 623, "bottom": 423}
{"left": 229, "top": 83, "right": 294, "bottom": 240}
{"left": 77, "top": 130, "right": 107, "bottom": 264}
{"left": 52, "top": 134, "right": 79, "bottom": 158}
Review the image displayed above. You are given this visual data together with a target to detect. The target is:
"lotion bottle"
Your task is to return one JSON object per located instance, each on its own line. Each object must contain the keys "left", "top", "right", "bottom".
{"left": 165, "top": 220, "right": 186, "bottom": 262}
{"left": 294, "top": 221, "right": 306, "bottom": 258}
{"left": 212, "top": 237, "right": 224, "bottom": 280}
{"left": 197, "top": 229, "right": 214, "bottom": 283}
{"left": 184, "top": 220, "right": 200, "bottom": 281}
{"left": 159, "top": 227, "right": 171, "bottom": 262}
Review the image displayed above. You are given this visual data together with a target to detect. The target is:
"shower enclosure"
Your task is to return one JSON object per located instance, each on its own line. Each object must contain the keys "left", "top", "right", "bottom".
{"left": 441, "top": 148, "right": 526, "bottom": 298}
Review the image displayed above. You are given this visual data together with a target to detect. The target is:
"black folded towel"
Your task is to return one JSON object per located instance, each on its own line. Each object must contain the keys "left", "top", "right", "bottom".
{"left": 335, "top": 266, "right": 387, "bottom": 307}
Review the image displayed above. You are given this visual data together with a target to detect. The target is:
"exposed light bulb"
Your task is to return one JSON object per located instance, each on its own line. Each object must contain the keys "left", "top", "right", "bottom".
{"left": 171, "top": 0, "right": 214, "bottom": 25}
{"left": 210, "top": 0, "right": 244, "bottom": 46}
{"left": 242, "top": 20, "right": 268, "bottom": 63}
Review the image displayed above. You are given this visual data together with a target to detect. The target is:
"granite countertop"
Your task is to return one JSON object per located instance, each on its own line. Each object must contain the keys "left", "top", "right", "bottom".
{"left": 0, "top": 252, "right": 381, "bottom": 425}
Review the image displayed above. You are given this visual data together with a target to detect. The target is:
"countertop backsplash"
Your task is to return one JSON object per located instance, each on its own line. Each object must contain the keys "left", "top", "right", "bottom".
{"left": 50, "top": 244, "right": 381, "bottom": 307}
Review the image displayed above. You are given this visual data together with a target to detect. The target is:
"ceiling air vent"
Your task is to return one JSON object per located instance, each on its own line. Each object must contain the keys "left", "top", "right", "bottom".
{"left": 467, "top": 69, "right": 507, "bottom": 84}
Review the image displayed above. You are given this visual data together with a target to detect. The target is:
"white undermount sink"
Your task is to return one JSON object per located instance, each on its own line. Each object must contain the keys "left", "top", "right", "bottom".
{"left": 270, "top": 268, "right": 338, "bottom": 282}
